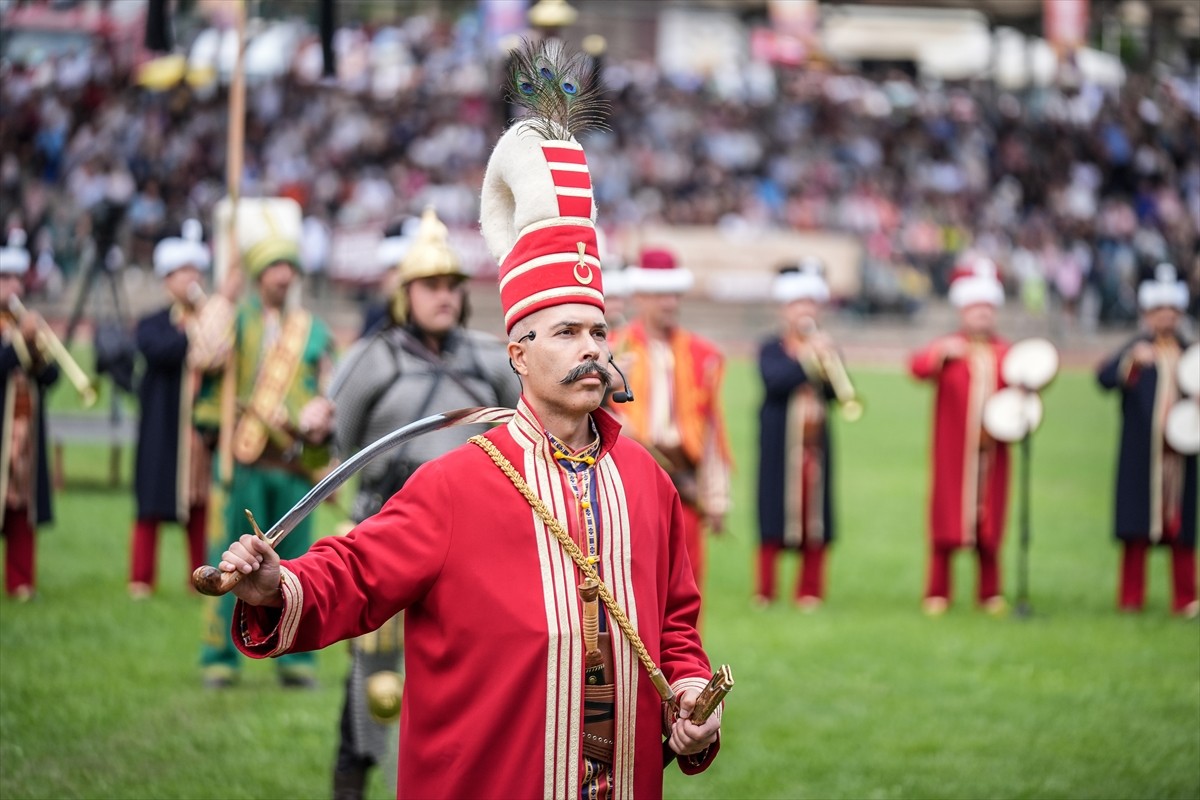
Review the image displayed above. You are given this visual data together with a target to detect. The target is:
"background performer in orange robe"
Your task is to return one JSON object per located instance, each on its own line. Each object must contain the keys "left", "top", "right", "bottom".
{"left": 611, "top": 247, "right": 731, "bottom": 592}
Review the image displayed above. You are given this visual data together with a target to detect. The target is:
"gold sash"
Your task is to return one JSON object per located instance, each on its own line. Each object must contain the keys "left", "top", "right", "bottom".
{"left": 232, "top": 310, "right": 312, "bottom": 465}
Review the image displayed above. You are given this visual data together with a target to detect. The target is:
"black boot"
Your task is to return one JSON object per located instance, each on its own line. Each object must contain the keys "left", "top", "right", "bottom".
{"left": 332, "top": 765, "right": 367, "bottom": 800}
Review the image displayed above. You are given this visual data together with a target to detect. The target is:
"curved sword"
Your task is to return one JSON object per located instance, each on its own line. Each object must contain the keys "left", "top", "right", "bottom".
{"left": 192, "top": 406, "right": 515, "bottom": 596}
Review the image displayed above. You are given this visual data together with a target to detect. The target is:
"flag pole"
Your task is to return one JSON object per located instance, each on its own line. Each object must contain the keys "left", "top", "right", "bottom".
{"left": 203, "top": 0, "right": 248, "bottom": 650}
{"left": 217, "top": 1, "right": 247, "bottom": 487}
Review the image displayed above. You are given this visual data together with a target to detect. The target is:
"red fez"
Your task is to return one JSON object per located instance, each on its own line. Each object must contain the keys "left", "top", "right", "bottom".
{"left": 626, "top": 246, "right": 694, "bottom": 295}
{"left": 639, "top": 248, "right": 676, "bottom": 270}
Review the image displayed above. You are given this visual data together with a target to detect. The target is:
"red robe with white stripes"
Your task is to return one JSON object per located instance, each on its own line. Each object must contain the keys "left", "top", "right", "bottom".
{"left": 910, "top": 334, "right": 1011, "bottom": 549}
{"left": 234, "top": 400, "right": 719, "bottom": 799}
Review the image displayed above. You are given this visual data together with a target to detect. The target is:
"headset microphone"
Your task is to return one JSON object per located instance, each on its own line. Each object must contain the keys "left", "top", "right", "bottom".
{"left": 608, "top": 355, "right": 635, "bottom": 404}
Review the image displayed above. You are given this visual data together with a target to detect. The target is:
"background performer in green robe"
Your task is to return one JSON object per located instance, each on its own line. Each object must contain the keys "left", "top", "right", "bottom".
{"left": 194, "top": 199, "right": 335, "bottom": 689}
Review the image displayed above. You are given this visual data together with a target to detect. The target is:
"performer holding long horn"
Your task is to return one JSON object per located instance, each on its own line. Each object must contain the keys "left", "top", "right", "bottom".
{"left": 4, "top": 294, "right": 96, "bottom": 409}
{"left": 755, "top": 259, "right": 853, "bottom": 610}
{"left": 1097, "top": 263, "right": 1198, "bottom": 618}
{"left": 127, "top": 220, "right": 223, "bottom": 599}
{"left": 0, "top": 231, "right": 61, "bottom": 601}
{"left": 205, "top": 38, "right": 728, "bottom": 799}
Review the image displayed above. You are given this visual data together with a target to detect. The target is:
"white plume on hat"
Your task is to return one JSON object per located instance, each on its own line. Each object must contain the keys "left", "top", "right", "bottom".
{"left": 1137, "top": 262, "right": 1189, "bottom": 311}
{"left": 773, "top": 256, "right": 830, "bottom": 304}
{"left": 153, "top": 219, "right": 211, "bottom": 278}
{"left": 948, "top": 255, "right": 1004, "bottom": 309}
{"left": 0, "top": 229, "right": 31, "bottom": 275}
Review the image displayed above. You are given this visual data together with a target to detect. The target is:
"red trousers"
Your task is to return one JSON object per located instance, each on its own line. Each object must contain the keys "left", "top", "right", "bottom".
{"left": 2, "top": 509, "right": 35, "bottom": 595}
{"left": 129, "top": 504, "right": 208, "bottom": 588}
{"left": 925, "top": 543, "right": 1001, "bottom": 603}
{"left": 757, "top": 543, "right": 826, "bottom": 601}
{"left": 1118, "top": 540, "right": 1198, "bottom": 613}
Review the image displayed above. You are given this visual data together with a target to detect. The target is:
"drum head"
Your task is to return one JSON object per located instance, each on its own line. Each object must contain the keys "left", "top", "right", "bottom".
{"left": 1178, "top": 344, "right": 1200, "bottom": 398}
{"left": 983, "top": 388, "right": 1044, "bottom": 443}
{"left": 1165, "top": 401, "right": 1200, "bottom": 456}
{"left": 1003, "top": 338, "right": 1059, "bottom": 391}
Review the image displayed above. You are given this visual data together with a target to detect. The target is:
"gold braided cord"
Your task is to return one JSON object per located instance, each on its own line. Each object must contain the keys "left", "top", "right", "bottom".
{"left": 469, "top": 435, "right": 674, "bottom": 703}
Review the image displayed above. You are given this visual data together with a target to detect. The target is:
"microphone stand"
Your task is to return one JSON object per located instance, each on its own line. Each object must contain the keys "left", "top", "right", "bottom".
{"left": 1016, "top": 432, "right": 1033, "bottom": 619}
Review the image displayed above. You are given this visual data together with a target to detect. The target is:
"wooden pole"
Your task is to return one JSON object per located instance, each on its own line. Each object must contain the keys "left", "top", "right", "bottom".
{"left": 202, "top": 1, "right": 249, "bottom": 648}
{"left": 217, "top": 2, "right": 247, "bottom": 487}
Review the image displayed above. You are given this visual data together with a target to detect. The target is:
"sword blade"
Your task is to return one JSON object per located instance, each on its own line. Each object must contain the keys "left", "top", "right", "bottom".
{"left": 192, "top": 406, "right": 514, "bottom": 596}
{"left": 264, "top": 406, "right": 515, "bottom": 544}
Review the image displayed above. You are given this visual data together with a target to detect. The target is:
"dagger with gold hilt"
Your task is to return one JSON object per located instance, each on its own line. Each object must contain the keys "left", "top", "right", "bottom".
{"left": 578, "top": 578, "right": 732, "bottom": 721}
{"left": 579, "top": 578, "right": 606, "bottom": 686}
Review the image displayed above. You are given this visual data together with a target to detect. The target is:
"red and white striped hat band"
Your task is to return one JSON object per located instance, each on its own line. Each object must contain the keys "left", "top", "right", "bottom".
{"left": 500, "top": 218, "right": 603, "bottom": 331}
{"left": 497, "top": 140, "right": 604, "bottom": 332}
{"left": 541, "top": 141, "right": 595, "bottom": 219}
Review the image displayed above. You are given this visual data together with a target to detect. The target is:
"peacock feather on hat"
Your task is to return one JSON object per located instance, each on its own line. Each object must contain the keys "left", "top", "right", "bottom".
{"left": 505, "top": 38, "right": 609, "bottom": 141}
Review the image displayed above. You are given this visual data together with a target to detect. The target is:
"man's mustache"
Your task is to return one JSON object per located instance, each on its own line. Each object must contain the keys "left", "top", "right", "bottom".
{"left": 560, "top": 359, "right": 613, "bottom": 387}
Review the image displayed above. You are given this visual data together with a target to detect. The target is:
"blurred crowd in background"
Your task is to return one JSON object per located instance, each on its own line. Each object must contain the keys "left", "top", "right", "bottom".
{"left": 1, "top": 5, "right": 1198, "bottom": 327}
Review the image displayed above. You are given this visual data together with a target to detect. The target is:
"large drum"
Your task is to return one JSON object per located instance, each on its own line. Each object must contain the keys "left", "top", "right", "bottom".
{"left": 984, "top": 388, "right": 1045, "bottom": 443}
{"left": 1002, "top": 338, "right": 1059, "bottom": 391}
{"left": 1178, "top": 344, "right": 1199, "bottom": 398}
{"left": 1166, "top": 344, "right": 1200, "bottom": 455}
{"left": 983, "top": 338, "right": 1059, "bottom": 442}
{"left": 1166, "top": 402, "right": 1200, "bottom": 455}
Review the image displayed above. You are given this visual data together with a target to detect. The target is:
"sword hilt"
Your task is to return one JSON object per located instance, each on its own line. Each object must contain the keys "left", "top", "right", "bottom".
{"left": 688, "top": 664, "right": 734, "bottom": 725}
{"left": 192, "top": 564, "right": 246, "bottom": 597}
{"left": 578, "top": 579, "right": 604, "bottom": 670}
{"left": 192, "top": 509, "right": 272, "bottom": 596}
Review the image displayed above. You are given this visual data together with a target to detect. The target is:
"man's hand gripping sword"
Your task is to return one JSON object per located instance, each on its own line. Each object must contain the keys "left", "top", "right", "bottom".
{"left": 191, "top": 407, "right": 516, "bottom": 596}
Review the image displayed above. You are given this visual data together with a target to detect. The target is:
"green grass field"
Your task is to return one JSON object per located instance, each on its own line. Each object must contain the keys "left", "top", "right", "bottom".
{"left": 2, "top": 362, "right": 1198, "bottom": 800}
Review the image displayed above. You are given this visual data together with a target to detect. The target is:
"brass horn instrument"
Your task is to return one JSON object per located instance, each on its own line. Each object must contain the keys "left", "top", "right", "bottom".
{"left": 800, "top": 319, "right": 862, "bottom": 422}
{"left": 6, "top": 296, "right": 98, "bottom": 408}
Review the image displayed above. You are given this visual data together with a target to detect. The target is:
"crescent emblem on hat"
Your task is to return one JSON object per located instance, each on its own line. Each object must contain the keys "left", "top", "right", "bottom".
{"left": 573, "top": 242, "right": 594, "bottom": 285}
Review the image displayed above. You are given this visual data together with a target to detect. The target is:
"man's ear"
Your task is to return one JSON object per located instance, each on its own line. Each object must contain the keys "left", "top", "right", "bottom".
{"left": 508, "top": 341, "right": 529, "bottom": 376}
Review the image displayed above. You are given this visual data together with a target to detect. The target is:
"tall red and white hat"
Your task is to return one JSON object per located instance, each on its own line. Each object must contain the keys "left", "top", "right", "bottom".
{"left": 480, "top": 40, "right": 606, "bottom": 333}
{"left": 948, "top": 254, "right": 1004, "bottom": 309}
{"left": 625, "top": 247, "right": 694, "bottom": 295}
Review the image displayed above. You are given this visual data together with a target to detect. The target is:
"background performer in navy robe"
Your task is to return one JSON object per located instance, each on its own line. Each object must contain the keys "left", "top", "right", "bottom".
{"left": 1097, "top": 263, "right": 1197, "bottom": 617}
{"left": 756, "top": 261, "right": 840, "bottom": 609}
{"left": 0, "top": 230, "right": 59, "bottom": 601}
{"left": 129, "top": 221, "right": 214, "bottom": 598}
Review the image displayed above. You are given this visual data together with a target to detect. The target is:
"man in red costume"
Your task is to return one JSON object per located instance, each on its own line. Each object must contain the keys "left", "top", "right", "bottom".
{"left": 214, "top": 42, "right": 722, "bottom": 800}
{"left": 910, "top": 256, "right": 1010, "bottom": 615}
{"left": 610, "top": 248, "right": 731, "bottom": 592}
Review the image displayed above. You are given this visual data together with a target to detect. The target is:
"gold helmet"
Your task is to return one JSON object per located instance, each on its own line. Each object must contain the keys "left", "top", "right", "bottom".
{"left": 391, "top": 207, "right": 467, "bottom": 322}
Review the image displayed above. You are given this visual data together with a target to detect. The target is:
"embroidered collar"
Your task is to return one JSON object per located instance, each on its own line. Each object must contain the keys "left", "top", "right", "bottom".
{"left": 546, "top": 418, "right": 601, "bottom": 470}
{"left": 506, "top": 397, "right": 623, "bottom": 464}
